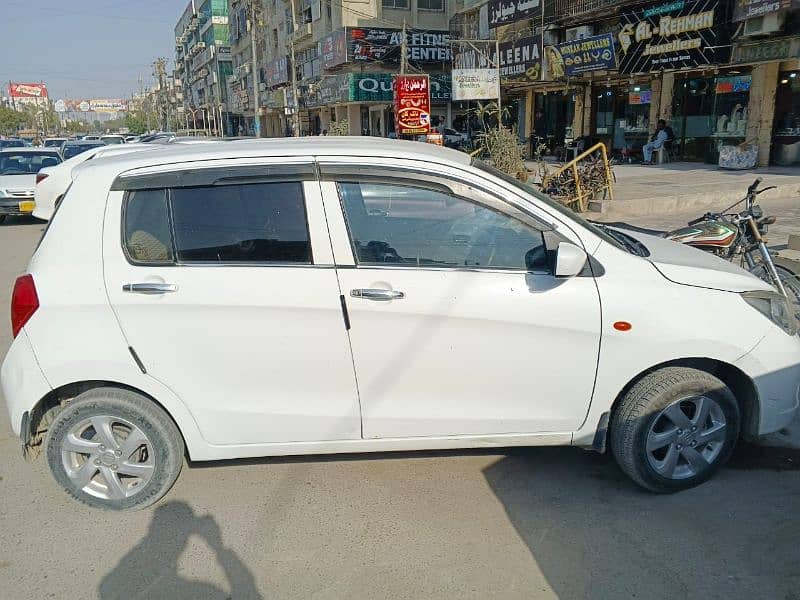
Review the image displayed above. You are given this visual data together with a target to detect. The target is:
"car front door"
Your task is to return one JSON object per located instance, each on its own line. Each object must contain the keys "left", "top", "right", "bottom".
{"left": 320, "top": 163, "right": 602, "bottom": 439}
{"left": 102, "top": 160, "right": 361, "bottom": 446}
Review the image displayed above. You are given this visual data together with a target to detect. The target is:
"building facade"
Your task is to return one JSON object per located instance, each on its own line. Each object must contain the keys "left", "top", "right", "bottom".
{"left": 451, "top": 0, "right": 800, "bottom": 166}
{"left": 225, "top": 0, "right": 457, "bottom": 137}
{"left": 175, "top": 0, "right": 233, "bottom": 135}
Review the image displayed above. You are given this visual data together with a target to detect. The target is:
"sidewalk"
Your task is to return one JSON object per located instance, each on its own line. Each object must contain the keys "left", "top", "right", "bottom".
{"left": 526, "top": 160, "right": 800, "bottom": 218}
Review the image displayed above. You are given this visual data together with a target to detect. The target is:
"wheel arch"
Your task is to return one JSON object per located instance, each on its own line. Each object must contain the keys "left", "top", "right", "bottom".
{"left": 23, "top": 379, "right": 202, "bottom": 461}
{"left": 607, "top": 357, "right": 759, "bottom": 441}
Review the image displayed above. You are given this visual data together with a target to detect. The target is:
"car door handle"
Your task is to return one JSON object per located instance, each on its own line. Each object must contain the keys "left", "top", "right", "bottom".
{"left": 122, "top": 283, "right": 178, "bottom": 294}
{"left": 350, "top": 288, "right": 405, "bottom": 300}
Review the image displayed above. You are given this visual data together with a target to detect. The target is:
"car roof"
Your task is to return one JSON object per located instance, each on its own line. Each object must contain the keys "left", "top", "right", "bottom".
{"left": 91, "top": 137, "right": 471, "bottom": 177}
{"left": 64, "top": 140, "right": 104, "bottom": 145}
{"left": 0, "top": 148, "right": 62, "bottom": 154}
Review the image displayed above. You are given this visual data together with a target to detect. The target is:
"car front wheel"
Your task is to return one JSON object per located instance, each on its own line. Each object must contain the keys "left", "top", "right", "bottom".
{"left": 45, "top": 387, "right": 184, "bottom": 510}
{"left": 610, "top": 367, "right": 740, "bottom": 493}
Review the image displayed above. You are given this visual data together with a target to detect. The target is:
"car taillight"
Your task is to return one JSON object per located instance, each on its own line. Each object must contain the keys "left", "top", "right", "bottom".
{"left": 11, "top": 275, "right": 39, "bottom": 338}
{"left": 36, "top": 173, "right": 48, "bottom": 184}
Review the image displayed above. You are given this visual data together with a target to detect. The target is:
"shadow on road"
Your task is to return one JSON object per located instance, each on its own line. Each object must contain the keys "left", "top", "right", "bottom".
{"left": 98, "top": 501, "right": 262, "bottom": 600}
{"left": 483, "top": 446, "right": 800, "bottom": 599}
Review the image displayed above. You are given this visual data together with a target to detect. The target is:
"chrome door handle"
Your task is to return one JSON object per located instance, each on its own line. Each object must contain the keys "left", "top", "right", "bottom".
{"left": 122, "top": 283, "right": 178, "bottom": 294}
{"left": 350, "top": 288, "right": 405, "bottom": 301}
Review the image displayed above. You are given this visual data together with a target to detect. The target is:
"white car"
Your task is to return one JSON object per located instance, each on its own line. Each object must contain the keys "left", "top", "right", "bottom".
{"left": 3, "top": 138, "right": 799, "bottom": 510}
{"left": 33, "top": 143, "right": 159, "bottom": 220}
{"left": 100, "top": 134, "right": 126, "bottom": 145}
{"left": 0, "top": 148, "right": 61, "bottom": 223}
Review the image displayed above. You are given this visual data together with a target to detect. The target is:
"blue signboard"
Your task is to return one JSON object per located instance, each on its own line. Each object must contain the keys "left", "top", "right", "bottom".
{"left": 546, "top": 33, "right": 617, "bottom": 79}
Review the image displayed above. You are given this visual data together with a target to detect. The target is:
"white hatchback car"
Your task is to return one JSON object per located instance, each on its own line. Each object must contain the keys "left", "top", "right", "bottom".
{"left": 3, "top": 139, "right": 799, "bottom": 510}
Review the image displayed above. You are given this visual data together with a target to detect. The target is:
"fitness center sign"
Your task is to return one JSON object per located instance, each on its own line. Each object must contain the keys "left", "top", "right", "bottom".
{"left": 617, "top": 0, "right": 730, "bottom": 74}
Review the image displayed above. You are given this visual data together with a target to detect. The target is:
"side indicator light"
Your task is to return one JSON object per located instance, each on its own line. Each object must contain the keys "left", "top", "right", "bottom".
{"left": 613, "top": 321, "right": 632, "bottom": 332}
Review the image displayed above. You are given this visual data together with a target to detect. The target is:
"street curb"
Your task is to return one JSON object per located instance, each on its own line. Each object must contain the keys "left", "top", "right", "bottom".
{"left": 596, "top": 181, "right": 800, "bottom": 219}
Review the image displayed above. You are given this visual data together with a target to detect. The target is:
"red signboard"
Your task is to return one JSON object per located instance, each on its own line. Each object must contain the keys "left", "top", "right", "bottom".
{"left": 8, "top": 82, "right": 48, "bottom": 98}
{"left": 393, "top": 75, "right": 431, "bottom": 136}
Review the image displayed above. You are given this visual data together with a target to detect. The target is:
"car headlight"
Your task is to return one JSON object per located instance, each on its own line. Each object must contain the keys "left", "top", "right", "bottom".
{"left": 741, "top": 291, "right": 799, "bottom": 336}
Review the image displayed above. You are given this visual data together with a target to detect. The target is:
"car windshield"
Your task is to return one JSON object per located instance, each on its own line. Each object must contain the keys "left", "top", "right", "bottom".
{"left": 471, "top": 159, "right": 629, "bottom": 253}
{"left": 102, "top": 137, "right": 123, "bottom": 144}
{"left": 0, "top": 152, "right": 61, "bottom": 175}
{"left": 43, "top": 139, "right": 64, "bottom": 147}
{"left": 0, "top": 140, "right": 25, "bottom": 148}
{"left": 63, "top": 144, "right": 102, "bottom": 159}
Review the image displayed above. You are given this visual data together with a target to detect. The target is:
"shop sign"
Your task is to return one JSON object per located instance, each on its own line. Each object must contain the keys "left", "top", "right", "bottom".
{"left": 218, "top": 47, "right": 231, "bottom": 59}
{"left": 733, "top": 0, "right": 800, "bottom": 22}
{"left": 8, "top": 82, "right": 48, "bottom": 100}
{"left": 349, "top": 28, "right": 450, "bottom": 65}
{"left": 487, "top": 0, "right": 541, "bottom": 28}
{"left": 452, "top": 69, "right": 500, "bottom": 100}
{"left": 452, "top": 37, "right": 541, "bottom": 83}
{"left": 546, "top": 33, "right": 617, "bottom": 78}
{"left": 731, "top": 36, "right": 800, "bottom": 64}
{"left": 350, "top": 73, "right": 451, "bottom": 103}
{"left": 264, "top": 56, "right": 289, "bottom": 87}
{"left": 394, "top": 75, "right": 431, "bottom": 135}
{"left": 321, "top": 29, "right": 348, "bottom": 69}
{"left": 628, "top": 89, "right": 652, "bottom": 104}
{"left": 715, "top": 75, "right": 752, "bottom": 94}
{"left": 303, "top": 73, "right": 350, "bottom": 108}
{"left": 617, "top": 0, "right": 730, "bottom": 74}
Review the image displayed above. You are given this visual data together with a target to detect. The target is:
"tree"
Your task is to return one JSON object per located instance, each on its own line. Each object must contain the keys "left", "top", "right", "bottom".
{"left": 124, "top": 112, "right": 147, "bottom": 135}
{"left": 0, "top": 106, "right": 26, "bottom": 136}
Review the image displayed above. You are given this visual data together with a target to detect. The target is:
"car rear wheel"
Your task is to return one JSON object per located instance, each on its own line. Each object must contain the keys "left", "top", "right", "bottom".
{"left": 45, "top": 387, "right": 184, "bottom": 510}
{"left": 610, "top": 367, "right": 740, "bottom": 493}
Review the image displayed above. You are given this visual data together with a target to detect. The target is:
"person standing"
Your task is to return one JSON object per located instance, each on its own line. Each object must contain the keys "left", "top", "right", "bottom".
{"left": 642, "top": 119, "right": 668, "bottom": 165}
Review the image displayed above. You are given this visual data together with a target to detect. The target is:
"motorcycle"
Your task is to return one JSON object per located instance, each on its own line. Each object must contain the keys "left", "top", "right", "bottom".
{"left": 665, "top": 178, "right": 800, "bottom": 302}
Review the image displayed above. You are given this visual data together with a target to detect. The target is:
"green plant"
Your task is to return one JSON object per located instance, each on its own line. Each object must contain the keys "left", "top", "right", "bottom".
{"left": 327, "top": 119, "right": 349, "bottom": 136}
{"left": 477, "top": 126, "right": 528, "bottom": 181}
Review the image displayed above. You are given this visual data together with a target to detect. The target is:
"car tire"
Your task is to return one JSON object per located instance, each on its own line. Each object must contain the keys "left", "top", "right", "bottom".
{"left": 0, "top": 215, "right": 6, "bottom": 224}
{"left": 610, "top": 367, "right": 739, "bottom": 493}
{"left": 45, "top": 387, "right": 184, "bottom": 511}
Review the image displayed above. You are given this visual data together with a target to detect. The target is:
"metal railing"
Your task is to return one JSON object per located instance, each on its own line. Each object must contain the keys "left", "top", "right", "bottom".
{"left": 541, "top": 142, "right": 614, "bottom": 212}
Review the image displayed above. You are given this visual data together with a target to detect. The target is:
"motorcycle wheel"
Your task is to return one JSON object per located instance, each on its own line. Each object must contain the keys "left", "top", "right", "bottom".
{"left": 749, "top": 258, "right": 800, "bottom": 304}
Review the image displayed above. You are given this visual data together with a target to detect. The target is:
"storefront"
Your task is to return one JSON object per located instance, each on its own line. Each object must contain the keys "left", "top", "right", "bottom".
{"left": 773, "top": 68, "right": 800, "bottom": 164}
{"left": 589, "top": 77, "right": 651, "bottom": 159}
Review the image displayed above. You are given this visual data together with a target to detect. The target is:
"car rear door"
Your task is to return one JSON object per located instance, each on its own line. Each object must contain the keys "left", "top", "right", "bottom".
{"left": 102, "top": 159, "right": 361, "bottom": 446}
{"left": 319, "top": 160, "right": 602, "bottom": 439}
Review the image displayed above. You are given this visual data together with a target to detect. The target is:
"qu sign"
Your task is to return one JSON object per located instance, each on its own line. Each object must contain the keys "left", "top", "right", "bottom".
{"left": 394, "top": 75, "right": 431, "bottom": 135}
{"left": 617, "top": 0, "right": 729, "bottom": 74}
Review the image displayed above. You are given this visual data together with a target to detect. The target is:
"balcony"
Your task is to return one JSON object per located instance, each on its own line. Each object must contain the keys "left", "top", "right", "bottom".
{"left": 293, "top": 22, "right": 313, "bottom": 43}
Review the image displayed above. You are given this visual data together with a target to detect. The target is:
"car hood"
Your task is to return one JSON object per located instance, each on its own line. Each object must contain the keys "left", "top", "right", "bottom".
{"left": 0, "top": 173, "right": 36, "bottom": 195}
{"left": 620, "top": 229, "right": 774, "bottom": 293}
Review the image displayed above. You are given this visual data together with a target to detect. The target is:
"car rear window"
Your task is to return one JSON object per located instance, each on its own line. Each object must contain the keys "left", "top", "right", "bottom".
{"left": 123, "top": 182, "right": 311, "bottom": 265}
{"left": 0, "top": 152, "right": 61, "bottom": 174}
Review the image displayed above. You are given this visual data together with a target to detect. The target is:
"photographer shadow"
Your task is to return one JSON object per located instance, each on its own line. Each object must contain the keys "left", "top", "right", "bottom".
{"left": 99, "top": 501, "right": 262, "bottom": 600}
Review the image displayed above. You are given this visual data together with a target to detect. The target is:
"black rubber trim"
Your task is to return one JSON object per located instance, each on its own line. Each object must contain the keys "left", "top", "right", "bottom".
{"left": 20, "top": 410, "right": 30, "bottom": 448}
{"left": 111, "top": 164, "right": 316, "bottom": 191}
{"left": 592, "top": 411, "right": 610, "bottom": 453}
{"left": 128, "top": 346, "right": 147, "bottom": 374}
{"left": 339, "top": 294, "right": 351, "bottom": 330}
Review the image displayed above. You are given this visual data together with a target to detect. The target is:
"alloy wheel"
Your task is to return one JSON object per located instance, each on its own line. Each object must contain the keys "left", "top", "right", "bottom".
{"left": 646, "top": 395, "right": 727, "bottom": 480}
{"left": 60, "top": 415, "right": 155, "bottom": 500}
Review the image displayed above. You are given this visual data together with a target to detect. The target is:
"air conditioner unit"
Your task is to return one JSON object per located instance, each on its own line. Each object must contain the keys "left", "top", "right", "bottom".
{"left": 293, "top": 22, "right": 313, "bottom": 41}
{"left": 259, "top": 82, "right": 267, "bottom": 91}
{"left": 743, "top": 12, "right": 784, "bottom": 36}
{"left": 243, "top": 63, "right": 252, "bottom": 74}
{"left": 566, "top": 25, "right": 594, "bottom": 41}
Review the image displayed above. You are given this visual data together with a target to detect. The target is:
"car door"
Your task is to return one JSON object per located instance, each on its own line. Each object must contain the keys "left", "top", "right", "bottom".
{"left": 319, "top": 163, "right": 602, "bottom": 439}
{"left": 102, "top": 160, "right": 361, "bottom": 446}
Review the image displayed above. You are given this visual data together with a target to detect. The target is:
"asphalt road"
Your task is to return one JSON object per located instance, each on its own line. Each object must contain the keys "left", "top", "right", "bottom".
{"left": 1, "top": 216, "right": 799, "bottom": 600}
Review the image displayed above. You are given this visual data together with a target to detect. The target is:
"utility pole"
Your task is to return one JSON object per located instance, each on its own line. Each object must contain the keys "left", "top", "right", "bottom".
{"left": 400, "top": 20, "right": 407, "bottom": 75}
{"left": 495, "top": 37, "right": 502, "bottom": 128}
{"left": 288, "top": 0, "right": 300, "bottom": 137}
{"left": 249, "top": 0, "right": 261, "bottom": 137}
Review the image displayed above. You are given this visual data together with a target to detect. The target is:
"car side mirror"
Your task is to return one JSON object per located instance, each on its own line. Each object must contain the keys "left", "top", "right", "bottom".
{"left": 555, "top": 242, "right": 588, "bottom": 277}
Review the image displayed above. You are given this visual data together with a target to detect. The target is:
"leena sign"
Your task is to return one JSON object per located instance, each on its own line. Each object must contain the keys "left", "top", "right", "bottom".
{"left": 394, "top": 75, "right": 431, "bottom": 136}
{"left": 617, "top": 0, "right": 729, "bottom": 74}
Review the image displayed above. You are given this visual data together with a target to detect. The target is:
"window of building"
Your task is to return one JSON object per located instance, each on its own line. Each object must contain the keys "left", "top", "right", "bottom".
{"left": 123, "top": 182, "right": 311, "bottom": 264}
{"left": 382, "top": 0, "right": 410, "bottom": 9}
{"left": 337, "top": 181, "right": 545, "bottom": 269}
{"left": 417, "top": 0, "right": 443, "bottom": 10}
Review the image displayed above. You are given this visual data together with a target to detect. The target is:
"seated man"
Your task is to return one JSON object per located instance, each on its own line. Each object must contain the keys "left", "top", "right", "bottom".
{"left": 642, "top": 119, "right": 669, "bottom": 165}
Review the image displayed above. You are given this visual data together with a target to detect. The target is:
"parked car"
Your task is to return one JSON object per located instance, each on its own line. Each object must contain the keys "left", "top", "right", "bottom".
{"left": 42, "top": 137, "right": 68, "bottom": 148}
{"left": 100, "top": 134, "right": 126, "bottom": 145}
{"left": 82, "top": 135, "right": 102, "bottom": 141}
{"left": 33, "top": 143, "right": 161, "bottom": 220}
{"left": 439, "top": 127, "right": 469, "bottom": 148}
{"left": 0, "top": 149, "right": 61, "bottom": 223}
{"left": 0, "top": 138, "right": 26, "bottom": 149}
{"left": 60, "top": 140, "right": 105, "bottom": 160}
{"left": 124, "top": 135, "right": 141, "bottom": 143}
{"left": 3, "top": 139, "right": 799, "bottom": 510}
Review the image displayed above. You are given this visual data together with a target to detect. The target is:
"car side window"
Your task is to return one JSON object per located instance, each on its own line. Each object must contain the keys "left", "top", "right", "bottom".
{"left": 124, "top": 189, "right": 174, "bottom": 264}
{"left": 122, "top": 181, "right": 312, "bottom": 265}
{"left": 170, "top": 182, "right": 311, "bottom": 263}
{"left": 337, "top": 181, "right": 546, "bottom": 270}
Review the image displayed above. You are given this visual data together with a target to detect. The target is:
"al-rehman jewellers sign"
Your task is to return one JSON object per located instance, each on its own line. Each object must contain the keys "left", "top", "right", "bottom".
{"left": 617, "top": 0, "right": 730, "bottom": 74}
